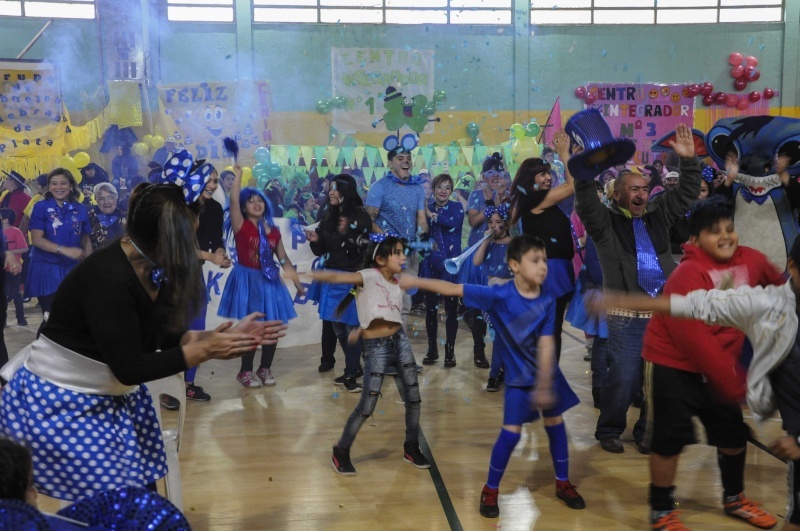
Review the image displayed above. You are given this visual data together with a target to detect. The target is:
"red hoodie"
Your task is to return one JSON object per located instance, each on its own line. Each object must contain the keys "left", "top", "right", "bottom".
{"left": 642, "top": 244, "right": 784, "bottom": 403}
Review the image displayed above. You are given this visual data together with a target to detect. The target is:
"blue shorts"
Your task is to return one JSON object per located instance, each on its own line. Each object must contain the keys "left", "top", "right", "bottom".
{"left": 503, "top": 369, "right": 580, "bottom": 426}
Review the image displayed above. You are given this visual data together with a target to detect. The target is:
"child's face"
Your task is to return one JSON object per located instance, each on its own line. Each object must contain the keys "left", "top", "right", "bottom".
{"left": 510, "top": 248, "right": 548, "bottom": 287}
{"left": 245, "top": 195, "right": 266, "bottom": 218}
{"left": 689, "top": 218, "right": 738, "bottom": 263}
{"left": 379, "top": 242, "right": 406, "bottom": 275}
{"left": 487, "top": 213, "right": 508, "bottom": 237}
{"left": 698, "top": 181, "right": 710, "bottom": 200}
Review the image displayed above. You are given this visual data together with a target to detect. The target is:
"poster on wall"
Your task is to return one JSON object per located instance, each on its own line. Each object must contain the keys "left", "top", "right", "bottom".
{"left": 204, "top": 217, "right": 321, "bottom": 349}
{"left": 584, "top": 83, "right": 695, "bottom": 165}
{"left": 0, "top": 61, "right": 69, "bottom": 158}
{"left": 331, "top": 47, "right": 435, "bottom": 135}
{"left": 156, "top": 80, "right": 273, "bottom": 163}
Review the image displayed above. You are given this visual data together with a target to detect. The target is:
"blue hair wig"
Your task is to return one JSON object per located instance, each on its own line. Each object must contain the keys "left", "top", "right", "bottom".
{"left": 239, "top": 187, "right": 275, "bottom": 227}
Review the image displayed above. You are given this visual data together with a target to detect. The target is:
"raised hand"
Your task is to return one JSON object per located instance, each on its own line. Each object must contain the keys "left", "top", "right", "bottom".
{"left": 668, "top": 123, "right": 696, "bottom": 158}
{"left": 553, "top": 129, "right": 570, "bottom": 161}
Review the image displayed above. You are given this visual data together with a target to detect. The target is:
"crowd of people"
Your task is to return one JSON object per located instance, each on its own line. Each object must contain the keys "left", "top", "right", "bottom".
{"left": 2, "top": 111, "right": 800, "bottom": 531}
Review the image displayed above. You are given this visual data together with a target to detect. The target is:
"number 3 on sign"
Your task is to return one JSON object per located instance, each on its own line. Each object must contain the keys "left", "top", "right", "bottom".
{"left": 646, "top": 123, "right": 656, "bottom": 137}
{"left": 365, "top": 96, "right": 374, "bottom": 115}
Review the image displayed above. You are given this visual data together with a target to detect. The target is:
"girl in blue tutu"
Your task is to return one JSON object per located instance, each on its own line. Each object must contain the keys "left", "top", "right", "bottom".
{"left": 472, "top": 204, "right": 514, "bottom": 391}
{"left": 218, "top": 166, "right": 304, "bottom": 388}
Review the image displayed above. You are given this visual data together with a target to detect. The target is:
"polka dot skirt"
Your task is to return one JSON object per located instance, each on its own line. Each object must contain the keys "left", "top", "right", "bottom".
{"left": 0, "top": 367, "right": 167, "bottom": 501}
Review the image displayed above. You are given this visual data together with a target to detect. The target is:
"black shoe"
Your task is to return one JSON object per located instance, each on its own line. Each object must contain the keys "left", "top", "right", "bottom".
{"left": 600, "top": 438, "right": 624, "bottom": 453}
{"left": 355, "top": 367, "right": 363, "bottom": 378}
{"left": 22, "top": 297, "right": 30, "bottom": 303}
{"left": 415, "top": 364, "right": 423, "bottom": 373}
{"left": 342, "top": 377, "right": 362, "bottom": 393}
{"left": 474, "top": 350, "right": 490, "bottom": 369}
{"left": 556, "top": 481, "right": 586, "bottom": 510}
{"left": 480, "top": 485, "right": 500, "bottom": 518}
{"left": 185, "top": 384, "right": 211, "bottom": 401}
{"left": 159, "top": 394, "right": 180, "bottom": 411}
{"left": 634, "top": 440, "right": 651, "bottom": 455}
{"left": 486, "top": 377, "right": 501, "bottom": 392}
{"left": 318, "top": 361, "right": 335, "bottom": 373}
{"left": 444, "top": 343, "right": 456, "bottom": 368}
{"left": 403, "top": 441, "right": 430, "bottom": 469}
{"left": 632, "top": 390, "right": 644, "bottom": 409}
{"left": 17, "top": 318, "right": 27, "bottom": 326}
{"left": 332, "top": 445, "right": 356, "bottom": 475}
{"left": 423, "top": 342, "right": 439, "bottom": 365}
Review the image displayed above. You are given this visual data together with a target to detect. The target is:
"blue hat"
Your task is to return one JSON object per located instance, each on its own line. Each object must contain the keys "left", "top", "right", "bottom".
{"left": 1, "top": 170, "right": 25, "bottom": 187}
{"left": 565, "top": 109, "right": 636, "bottom": 181}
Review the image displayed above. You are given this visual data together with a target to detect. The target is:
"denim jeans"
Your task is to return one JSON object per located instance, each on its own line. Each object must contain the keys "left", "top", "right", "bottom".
{"left": 338, "top": 329, "right": 421, "bottom": 450}
{"left": 595, "top": 315, "right": 647, "bottom": 443}
{"left": 331, "top": 321, "right": 363, "bottom": 378}
{"left": 590, "top": 337, "right": 610, "bottom": 395}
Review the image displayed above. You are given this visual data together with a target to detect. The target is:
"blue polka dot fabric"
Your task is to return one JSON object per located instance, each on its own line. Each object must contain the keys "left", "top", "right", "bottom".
{"left": 0, "top": 368, "right": 167, "bottom": 502}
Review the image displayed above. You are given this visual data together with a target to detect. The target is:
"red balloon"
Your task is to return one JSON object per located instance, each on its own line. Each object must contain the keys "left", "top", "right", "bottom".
{"left": 749, "top": 70, "right": 760, "bottom": 82}
{"left": 736, "top": 97, "right": 749, "bottom": 111}
{"left": 575, "top": 86, "right": 586, "bottom": 99}
{"left": 688, "top": 83, "right": 700, "bottom": 97}
{"left": 728, "top": 52, "right": 744, "bottom": 66}
{"left": 700, "top": 82, "right": 714, "bottom": 96}
{"left": 584, "top": 93, "right": 597, "bottom": 104}
{"left": 726, "top": 94, "right": 738, "bottom": 107}
{"left": 731, "top": 65, "right": 745, "bottom": 78}
{"left": 763, "top": 87, "right": 775, "bottom": 99}
{"left": 715, "top": 92, "right": 727, "bottom": 104}
{"left": 749, "top": 91, "right": 761, "bottom": 103}
{"left": 702, "top": 95, "right": 714, "bottom": 106}
{"left": 733, "top": 77, "right": 748, "bottom": 91}
{"left": 744, "top": 55, "right": 758, "bottom": 67}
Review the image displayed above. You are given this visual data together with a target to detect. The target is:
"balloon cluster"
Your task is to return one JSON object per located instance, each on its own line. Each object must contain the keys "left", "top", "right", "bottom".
{"left": 573, "top": 86, "right": 598, "bottom": 105}
{"left": 132, "top": 134, "right": 166, "bottom": 158}
{"left": 509, "top": 121, "right": 542, "bottom": 163}
{"left": 728, "top": 52, "right": 761, "bottom": 91}
{"left": 252, "top": 146, "right": 282, "bottom": 188}
{"left": 466, "top": 122, "right": 482, "bottom": 145}
{"left": 694, "top": 53, "right": 776, "bottom": 111}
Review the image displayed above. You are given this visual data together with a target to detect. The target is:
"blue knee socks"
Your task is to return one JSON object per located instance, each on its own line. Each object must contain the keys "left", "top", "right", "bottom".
{"left": 545, "top": 422, "right": 569, "bottom": 481}
{"left": 486, "top": 428, "right": 521, "bottom": 489}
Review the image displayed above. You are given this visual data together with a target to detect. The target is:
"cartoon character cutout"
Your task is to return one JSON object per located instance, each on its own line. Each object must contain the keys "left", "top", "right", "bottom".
{"left": 653, "top": 116, "right": 800, "bottom": 270}
{"left": 372, "top": 86, "right": 440, "bottom": 135}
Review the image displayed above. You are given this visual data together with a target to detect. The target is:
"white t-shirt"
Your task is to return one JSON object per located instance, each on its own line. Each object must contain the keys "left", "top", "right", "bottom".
{"left": 356, "top": 268, "right": 403, "bottom": 328}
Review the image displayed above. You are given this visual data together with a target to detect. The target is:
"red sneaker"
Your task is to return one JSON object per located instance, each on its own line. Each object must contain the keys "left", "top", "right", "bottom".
{"left": 724, "top": 493, "right": 777, "bottom": 529}
{"left": 651, "top": 510, "right": 690, "bottom": 530}
{"left": 556, "top": 480, "right": 586, "bottom": 509}
{"left": 479, "top": 485, "right": 499, "bottom": 518}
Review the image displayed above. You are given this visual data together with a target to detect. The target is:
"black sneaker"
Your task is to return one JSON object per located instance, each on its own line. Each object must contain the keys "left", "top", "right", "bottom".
{"left": 318, "top": 361, "right": 335, "bottom": 373}
{"left": 159, "top": 394, "right": 180, "bottom": 410}
{"left": 486, "top": 377, "right": 501, "bottom": 392}
{"left": 480, "top": 485, "right": 500, "bottom": 518}
{"left": 342, "top": 377, "right": 362, "bottom": 393}
{"left": 556, "top": 481, "right": 586, "bottom": 510}
{"left": 403, "top": 441, "right": 430, "bottom": 469}
{"left": 332, "top": 445, "right": 356, "bottom": 475}
{"left": 17, "top": 318, "right": 27, "bottom": 326}
{"left": 185, "top": 384, "right": 211, "bottom": 401}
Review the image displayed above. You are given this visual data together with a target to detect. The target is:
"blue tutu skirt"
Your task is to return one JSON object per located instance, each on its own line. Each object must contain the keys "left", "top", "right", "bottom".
{"left": 565, "top": 277, "right": 608, "bottom": 338}
{"left": 217, "top": 264, "right": 297, "bottom": 323}
{"left": 306, "top": 279, "right": 322, "bottom": 303}
{"left": 25, "top": 259, "right": 78, "bottom": 298}
{"left": 317, "top": 277, "right": 359, "bottom": 327}
{"left": 543, "top": 258, "right": 575, "bottom": 299}
{"left": 457, "top": 258, "right": 486, "bottom": 286}
{"left": 0, "top": 367, "right": 167, "bottom": 502}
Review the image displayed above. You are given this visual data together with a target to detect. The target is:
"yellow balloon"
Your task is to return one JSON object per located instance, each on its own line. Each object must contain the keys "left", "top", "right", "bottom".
{"left": 65, "top": 164, "right": 81, "bottom": 184}
{"left": 142, "top": 134, "right": 154, "bottom": 147}
{"left": 511, "top": 137, "right": 541, "bottom": 164}
{"left": 242, "top": 166, "right": 253, "bottom": 186}
{"left": 59, "top": 155, "right": 74, "bottom": 168}
{"left": 132, "top": 142, "right": 149, "bottom": 157}
{"left": 151, "top": 135, "right": 165, "bottom": 150}
{"left": 153, "top": 125, "right": 163, "bottom": 137}
{"left": 73, "top": 152, "right": 91, "bottom": 169}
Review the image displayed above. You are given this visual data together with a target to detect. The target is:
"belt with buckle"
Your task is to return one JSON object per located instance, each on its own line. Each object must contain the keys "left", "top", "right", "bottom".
{"left": 606, "top": 307, "right": 653, "bottom": 319}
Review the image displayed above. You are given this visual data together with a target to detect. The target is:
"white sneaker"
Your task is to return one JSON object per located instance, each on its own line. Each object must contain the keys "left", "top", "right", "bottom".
{"left": 256, "top": 367, "right": 276, "bottom": 386}
{"left": 236, "top": 371, "right": 262, "bottom": 388}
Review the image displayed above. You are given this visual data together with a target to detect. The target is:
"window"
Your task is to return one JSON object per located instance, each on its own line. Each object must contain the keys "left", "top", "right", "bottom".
{"left": 167, "top": 0, "right": 234, "bottom": 22}
{"left": 0, "top": 0, "right": 96, "bottom": 19}
{"left": 253, "top": 0, "right": 512, "bottom": 25}
{"left": 530, "top": 0, "right": 784, "bottom": 25}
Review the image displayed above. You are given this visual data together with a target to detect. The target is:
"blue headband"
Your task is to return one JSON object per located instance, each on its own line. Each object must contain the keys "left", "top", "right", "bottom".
{"left": 484, "top": 203, "right": 510, "bottom": 221}
{"left": 369, "top": 230, "right": 400, "bottom": 260}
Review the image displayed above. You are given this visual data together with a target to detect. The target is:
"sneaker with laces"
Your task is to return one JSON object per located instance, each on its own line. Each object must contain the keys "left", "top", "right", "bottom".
{"left": 479, "top": 485, "right": 499, "bottom": 518}
{"left": 342, "top": 377, "right": 362, "bottom": 393}
{"left": 556, "top": 480, "right": 586, "bottom": 509}
{"left": 403, "top": 441, "right": 430, "bottom": 469}
{"left": 185, "top": 384, "right": 211, "bottom": 401}
{"left": 486, "top": 377, "right": 501, "bottom": 392}
{"left": 723, "top": 493, "right": 777, "bottom": 529}
{"left": 651, "top": 510, "right": 690, "bottom": 530}
{"left": 331, "top": 445, "right": 356, "bottom": 475}
{"left": 159, "top": 394, "right": 180, "bottom": 410}
{"left": 256, "top": 367, "right": 276, "bottom": 386}
{"left": 236, "top": 371, "right": 262, "bottom": 388}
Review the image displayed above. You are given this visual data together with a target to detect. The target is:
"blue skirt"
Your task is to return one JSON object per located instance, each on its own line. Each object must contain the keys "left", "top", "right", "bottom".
{"left": 316, "top": 277, "right": 359, "bottom": 327}
{"left": 543, "top": 258, "right": 575, "bottom": 299}
{"left": 217, "top": 264, "right": 297, "bottom": 323}
{"left": 0, "top": 368, "right": 167, "bottom": 501}
{"left": 25, "top": 259, "right": 78, "bottom": 298}
{"left": 457, "top": 258, "right": 486, "bottom": 286}
{"left": 565, "top": 277, "right": 608, "bottom": 338}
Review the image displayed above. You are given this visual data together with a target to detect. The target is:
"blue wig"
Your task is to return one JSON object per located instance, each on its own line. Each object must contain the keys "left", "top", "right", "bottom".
{"left": 239, "top": 187, "right": 275, "bottom": 227}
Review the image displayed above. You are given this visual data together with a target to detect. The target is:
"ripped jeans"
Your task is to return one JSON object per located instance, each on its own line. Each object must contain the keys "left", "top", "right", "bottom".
{"left": 338, "top": 329, "right": 421, "bottom": 450}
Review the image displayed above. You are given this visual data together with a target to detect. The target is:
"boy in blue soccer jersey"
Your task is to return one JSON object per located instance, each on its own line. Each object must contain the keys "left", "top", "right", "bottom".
{"left": 400, "top": 234, "right": 585, "bottom": 518}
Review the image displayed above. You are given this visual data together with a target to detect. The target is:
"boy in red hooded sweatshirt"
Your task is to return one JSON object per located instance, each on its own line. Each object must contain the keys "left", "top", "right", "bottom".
{"left": 642, "top": 195, "right": 783, "bottom": 531}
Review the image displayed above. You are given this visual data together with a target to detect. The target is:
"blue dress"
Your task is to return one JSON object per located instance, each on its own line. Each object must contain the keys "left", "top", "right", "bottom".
{"left": 26, "top": 198, "right": 91, "bottom": 298}
{"left": 420, "top": 199, "right": 464, "bottom": 283}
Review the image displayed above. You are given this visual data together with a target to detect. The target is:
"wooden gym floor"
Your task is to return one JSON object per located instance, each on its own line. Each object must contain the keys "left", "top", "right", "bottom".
{"left": 12, "top": 304, "right": 786, "bottom": 530}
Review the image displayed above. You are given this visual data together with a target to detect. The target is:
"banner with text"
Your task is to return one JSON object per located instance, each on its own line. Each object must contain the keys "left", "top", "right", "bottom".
{"left": 157, "top": 80, "right": 273, "bottom": 164}
{"left": 584, "top": 83, "right": 695, "bottom": 165}
{"left": 331, "top": 47, "right": 435, "bottom": 135}
{"left": 203, "top": 217, "right": 322, "bottom": 349}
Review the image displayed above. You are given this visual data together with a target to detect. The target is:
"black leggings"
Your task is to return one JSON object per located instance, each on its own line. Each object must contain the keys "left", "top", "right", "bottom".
{"left": 553, "top": 293, "right": 571, "bottom": 364}
{"left": 425, "top": 291, "right": 458, "bottom": 345}
{"left": 240, "top": 342, "right": 278, "bottom": 372}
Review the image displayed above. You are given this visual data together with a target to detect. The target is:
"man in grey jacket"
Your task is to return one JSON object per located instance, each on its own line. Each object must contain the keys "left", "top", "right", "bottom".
{"left": 574, "top": 123, "right": 701, "bottom": 453}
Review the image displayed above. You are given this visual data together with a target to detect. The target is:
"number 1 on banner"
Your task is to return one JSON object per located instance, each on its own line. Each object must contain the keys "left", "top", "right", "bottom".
{"left": 365, "top": 96, "right": 374, "bottom": 115}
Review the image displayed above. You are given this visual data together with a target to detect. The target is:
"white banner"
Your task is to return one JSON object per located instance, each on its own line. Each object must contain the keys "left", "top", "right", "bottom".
{"left": 331, "top": 47, "right": 435, "bottom": 135}
{"left": 204, "top": 217, "right": 322, "bottom": 349}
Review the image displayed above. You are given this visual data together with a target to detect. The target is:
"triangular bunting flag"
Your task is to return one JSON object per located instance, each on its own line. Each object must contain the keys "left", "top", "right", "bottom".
{"left": 317, "top": 166, "right": 330, "bottom": 178}
{"left": 365, "top": 146, "right": 379, "bottom": 167}
{"left": 447, "top": 146, "right": 460, "bottom": 166}
{"left": 362, "top": 166, "right": 374, "bottom": 185}
{"left": 331, "top": 166, "right": 342, "bottom": 177}
{"left": 272, "top": 145, "right": 289, "bottom": 165}
{"left": 340, "top": 146, "right": 355, "bottom": 168}
{"left": 434, "top": 147, "right": 447, "bottom": 165}
{"left": 287, "top": 145, "right": 301, "bottom": 166}
{"left": 326, "top": 146, "right": 341, "bottom": 168}
{"left": 473, "top": 165, "right": 483, "bottom": 178}
{"left": 474, "top": 145, "right": 488, "bottom": 164}
{"left": 503, "top": 145, "right": 513, "bottom": 166}
{"left": 313, "top": 146, "right": 328, "bottom": 166}
{"left": 300, "top": 146, "right": 314, "bottom": 167}
{"left": 420, "top": 146, "right": 434, "bottom": 168}
{"left": 461, "top": 146, "right": 475, "bottom": 166}
{"left": 378, "top": 149, "right": 389, "bottom": 168}
{"left": 354, "top": 146, "right": 366, "bottom": 167}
